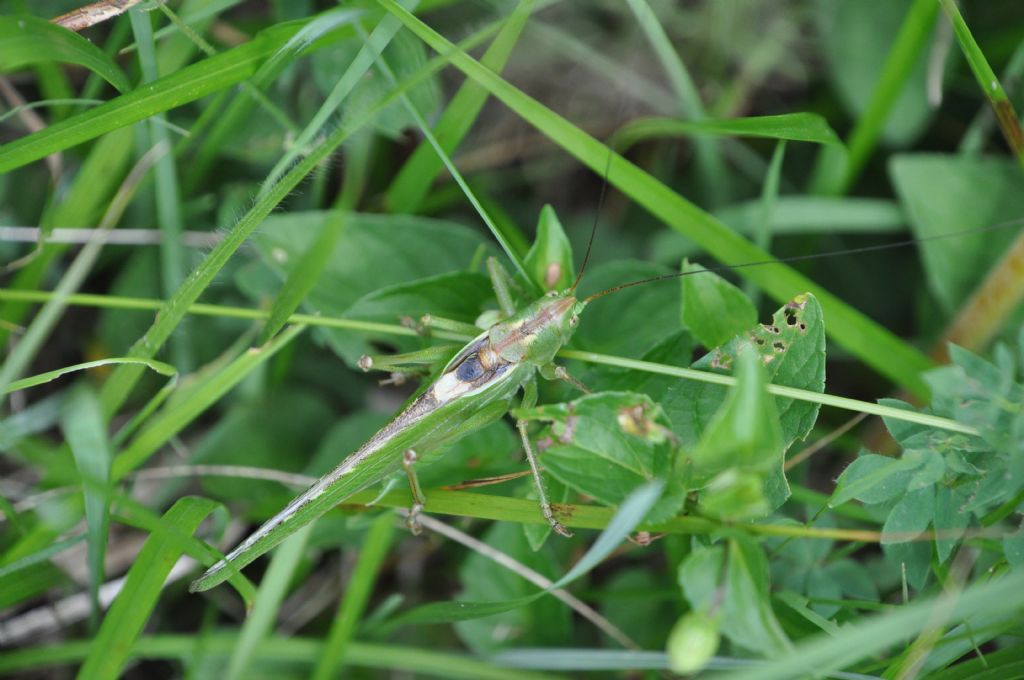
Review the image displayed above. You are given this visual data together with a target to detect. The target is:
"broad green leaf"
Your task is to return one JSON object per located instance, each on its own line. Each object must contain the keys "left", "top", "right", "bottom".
{"left": 678, "top": 544, "right": 726, "bottom": 612}
{"left": 881, "top": 486, "right": 934, "bottom": 545}
{"left": 574, "top": 261, "right": 680, "bottom": 363}
{"left": 680, "top": 260, "right": 758, "bottom": 352}
{"left": 679, "top": 539, "right": 791, "bottom": 658}
{"left": 925, "top": 343, "right": 1023, "bottom": 452}
{"left": 59, "top": 384, "right": 112, "bottom": 628}
{"left": 890, "top": 155, "right": 1024, "bottom": 314}
{"left": 348, "top": 26, "right": 441, "bottom": 140}
{"left": 1006, "top": 526, "right": 1024, "bottom": 570}
{"left": 523, "top": 205, "right": 575, "bottom": 293}
{"left": 667, "top": 610, "right": 720, "bottom": 675}
{"left": 341, "top": 272, "right": 493, "bottom": 360}
{"left": 515, "top": 392, "right": 683, "bottom": 523}
{"left": 77, "top": 497, "right": 221, "bottom": 680}
{"left": 829, "top": 452, "right": 924, "bottom": 506}
{"left": 612, "top": 113, "right": 843, "bottom": 149}
{"left": 0, "top": 16, "right": 130, "bottom": 93}
{"left": 698, "top": 469, "right": 771, "bottom": 521}
{"left": 261, "top": 6, "right": 385, "bottom": 192}
{"left": 258, "top": 211, "right": 347, "bottom": 345}
{"left": 245, "top": 213, "right": 494, "bottom": 364}
{"left": 597, "top": 569, "right": 673, "bottom": 649}
{"left": 934, "top": 485, "right": 971, "bottom": 563}
{"left": 724, "top": 537, "right": 792, "bottom": 656}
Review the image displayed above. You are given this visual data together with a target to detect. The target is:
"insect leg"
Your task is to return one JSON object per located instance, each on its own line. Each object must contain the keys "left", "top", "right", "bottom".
{"left": 402, "top": 449, "right": 427, "bottom": 535}
{"left": 540, "top": 362, "right": 592, "bottom": 394}
{"left": 358, "top": 344, "right": 459, "bottom": 374}
{"left": 418, "top": 314, "right": 481, "bottom": 336}
{"left": 517, "top": 379, "right": 573, "bottom": 537}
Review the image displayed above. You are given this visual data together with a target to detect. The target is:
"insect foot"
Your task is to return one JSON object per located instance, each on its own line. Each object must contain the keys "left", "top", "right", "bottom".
{"left": 403, "top": 449, "right": 425, "bottom": 536}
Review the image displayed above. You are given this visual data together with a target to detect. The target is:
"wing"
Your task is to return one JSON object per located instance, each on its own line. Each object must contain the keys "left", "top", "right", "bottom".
{"left": 191, "top": 338, "right": 529, "bottom": 592}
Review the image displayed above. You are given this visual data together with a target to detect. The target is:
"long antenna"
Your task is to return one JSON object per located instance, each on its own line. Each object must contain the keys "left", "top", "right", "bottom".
{"left": 570, "top": 150, "right": 615, "bottom": 293}
{"left": 584, "top": 218, "right": 1024, "bottom": 304}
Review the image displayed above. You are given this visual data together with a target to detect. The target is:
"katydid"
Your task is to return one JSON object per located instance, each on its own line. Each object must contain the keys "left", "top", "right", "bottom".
{"left": 190, "top": 207, "right": 1020, "bottom": 593}
{"left": 191, "top": 258, "right": 593, "bottom": 592}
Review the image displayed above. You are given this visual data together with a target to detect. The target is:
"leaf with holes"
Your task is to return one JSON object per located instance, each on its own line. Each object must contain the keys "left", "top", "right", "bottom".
{"left": 648, "top": 293, "right": 824, "bottom": 450}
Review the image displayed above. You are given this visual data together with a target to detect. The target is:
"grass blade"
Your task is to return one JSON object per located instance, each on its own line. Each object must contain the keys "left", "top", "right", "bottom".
{"left": 259, "top": 6, "right": 402, "bottom": 194}
{"left": 0, "top": 127, "right": 134, "bottom": 348}
{"left": 76, "top": 496, "right": 221, "bottom": 680}
{"left": 385, "top": 0, "right": 534, "bottom": 213}
{"left": 809, "top": 0, "right": 940, "bottom": 194}
{"left": 224, "top": 523, "right": 313, "bottom": 680}
{"left": 112, "top": 325, "right": 306, "bottom": 479}
{"left": 96, "top": 18, "right": 506, "bottom": 421}
{"left": 368, "top": 22, "right": 531, "bottom": 284}
{"left": 611, "top": 113, "right": 843, "bottom": 149}
{"left": 716, "top": 567, "right": 1024, "bottom": 680}
{"left": 59, "top": 385, "right": 112, "bottom": 629}
{"left": 0, "top": 22, "right": 304, "bottom": 172}
{"left": 129, "top": 7, "right": 191, "bottom": 369}
{"left": 1, "top": 635, "right": 564, "bottom": 679}
{"left": 0, "top": 15, "right": 130, "bottom": 93}
{"left": 311, "top": 513, "right": 395, "bottom": 680}
{"left": 939, "top": 0, "right": 1024, "bottom": 167}
{"left": 624, "top": 0, "right": 728, "bottom": 206}
{"left": 0, "top": 141, "right": 164, "bottom": 400}
{"left": 376, "top": 0, "right": 935, "bottom": 398}
{"left": 3, "top": 357, "right": 175, "bottom": 394}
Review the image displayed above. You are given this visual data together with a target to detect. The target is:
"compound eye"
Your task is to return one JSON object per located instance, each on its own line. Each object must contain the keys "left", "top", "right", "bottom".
{"left": 455, "top": 355, "right": 485, "bottom": 382}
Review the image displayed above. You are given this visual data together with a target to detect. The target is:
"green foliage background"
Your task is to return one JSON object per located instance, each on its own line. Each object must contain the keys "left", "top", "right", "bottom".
{"left": 0, "top": 1, "right": 1023, "bottom": 678}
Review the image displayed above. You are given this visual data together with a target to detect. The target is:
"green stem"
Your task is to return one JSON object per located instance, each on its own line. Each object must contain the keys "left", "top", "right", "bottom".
{"left": 939, "top": 0, "right": 1024, "bottom": 166}
{"left": 0, "top": 287, "right": 974, "bottom": 436}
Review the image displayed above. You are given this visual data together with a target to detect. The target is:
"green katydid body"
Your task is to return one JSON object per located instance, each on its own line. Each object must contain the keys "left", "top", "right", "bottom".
{"left": 191, "top": 291, "right": 585, "bottom": 592}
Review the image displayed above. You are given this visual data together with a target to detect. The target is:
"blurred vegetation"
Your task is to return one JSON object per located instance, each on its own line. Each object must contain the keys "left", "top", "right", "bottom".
{"left": 1, "top": 0, "right": 1023, "bottom": 678}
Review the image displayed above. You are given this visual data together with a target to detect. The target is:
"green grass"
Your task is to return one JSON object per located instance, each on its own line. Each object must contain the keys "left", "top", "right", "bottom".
{"left": 2, "top": 1, "right": 1023, "bottom": 678}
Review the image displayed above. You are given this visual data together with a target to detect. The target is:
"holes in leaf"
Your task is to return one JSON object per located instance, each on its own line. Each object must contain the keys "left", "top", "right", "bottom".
{"left": 773, "top": 341, "right": 786, "bottom": 352}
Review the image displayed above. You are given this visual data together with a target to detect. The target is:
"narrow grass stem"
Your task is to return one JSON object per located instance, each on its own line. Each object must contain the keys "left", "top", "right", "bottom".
{"left": 0, "top": 287, "right": 973, "bottom": 436}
